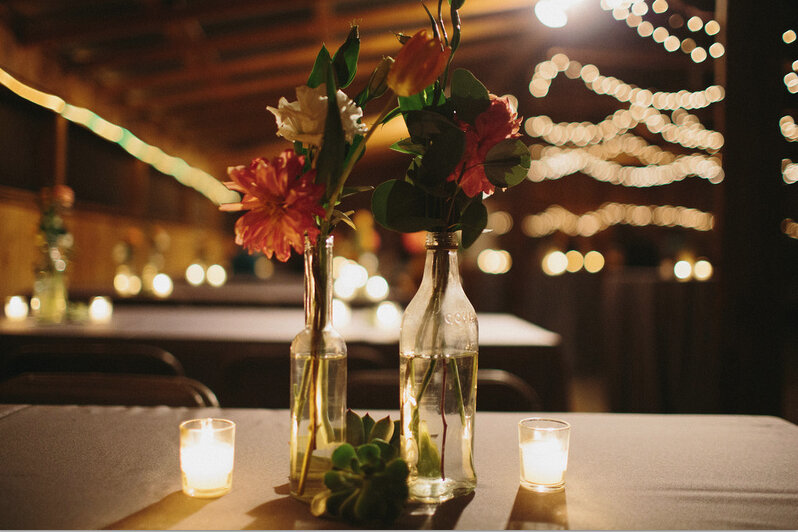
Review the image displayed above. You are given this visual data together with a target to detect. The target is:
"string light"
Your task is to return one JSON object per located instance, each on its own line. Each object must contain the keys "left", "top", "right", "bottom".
{"left": 529, "top": 54, "right": 725, "bottom": 111}
{"left": 783, "top": 30, "right": 797, "bottom": 44}
{"left": 522, "top": 202, "right": 714, "bottom": 238}
{"left": 783, "top": 159, "right": 798, "bottom": 184}
{"left": 599, "top": 0, "right": 724, "bottom": 62}
{"left": 781, "top": 115, "right": 798, "bottom": 142}
{"left": 0, "top": 66, "right": 238, "bottom": 206}
{"left": 527, "top": 144, "right": 723, "bottom": 187}
{"left": 783, "top": 219, "right": 798, "bottom": 240}
{"left": 541, "top": 249, "right": 604, "bottom": 275}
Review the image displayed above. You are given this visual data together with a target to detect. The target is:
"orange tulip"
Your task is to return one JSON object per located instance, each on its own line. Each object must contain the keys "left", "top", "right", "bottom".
{"left": 387, "top": 29, "right": 451, "bottom": 97}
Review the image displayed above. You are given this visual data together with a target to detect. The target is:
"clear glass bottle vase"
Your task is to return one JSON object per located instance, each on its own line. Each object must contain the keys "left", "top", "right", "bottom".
{"left": 399, "top": 231, "right": 478, "bottom": 503}
{"left": 289, "top": 235, "right": 347, "bottom": 502}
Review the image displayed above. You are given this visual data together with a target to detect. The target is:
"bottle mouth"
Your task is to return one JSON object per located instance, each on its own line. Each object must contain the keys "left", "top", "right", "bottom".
{"left": 425, "top": 231, "right": 459, "bottom": 250}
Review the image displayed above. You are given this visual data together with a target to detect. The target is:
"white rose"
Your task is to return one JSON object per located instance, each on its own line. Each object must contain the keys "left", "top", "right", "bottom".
{"left": 267, "top": 84, "right": 368, "bottom": 147}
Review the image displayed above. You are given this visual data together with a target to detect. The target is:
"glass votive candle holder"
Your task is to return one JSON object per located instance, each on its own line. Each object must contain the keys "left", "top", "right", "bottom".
{"left": 180, "top": 418, "right": 235, "bottom": 498}
{"left": 518, "top": 418, "right": 570, "bottom": 493}
{"left": 88, "top": 296, "right": 113, "bottom": 323}
{"left": 4, "top": 296, "right": 29, "bottom": 321}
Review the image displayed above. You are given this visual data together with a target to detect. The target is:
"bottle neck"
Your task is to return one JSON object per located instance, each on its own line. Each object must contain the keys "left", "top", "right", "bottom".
{"left": 421, "top": 231, "right": 461, "bottom": 294}
{"left": 303, "top": 235, "right": 334, "bottom": 329}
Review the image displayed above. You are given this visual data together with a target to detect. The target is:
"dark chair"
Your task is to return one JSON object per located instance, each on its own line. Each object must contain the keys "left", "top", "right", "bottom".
{"left": 347, "top": 368, "right": 543, "bottom": 411}
{"left": 220, "top": 344, "right": 386, "bottom": 408}
{"left": 0, "top": 372, "right": 219, "bottom": 407}
{"left": 3, "top": 342, "right": 185, "bottom": 379}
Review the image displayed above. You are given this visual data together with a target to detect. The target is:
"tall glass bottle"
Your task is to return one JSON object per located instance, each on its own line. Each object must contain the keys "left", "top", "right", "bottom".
{"left": 399, "top": 231, "right": 478, "bottom": 503}
{"left": 289, "top": 235, "right": 347, "bottom": 502}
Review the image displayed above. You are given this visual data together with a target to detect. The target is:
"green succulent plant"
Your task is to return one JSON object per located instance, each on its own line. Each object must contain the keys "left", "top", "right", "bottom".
{"left": 310, "top": 410, "right": 409, "bottom": 526}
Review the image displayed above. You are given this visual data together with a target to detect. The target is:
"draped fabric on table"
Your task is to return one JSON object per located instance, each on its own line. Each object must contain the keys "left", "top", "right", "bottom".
{"left": 0, "top": 406, "right": 796, "bottom": 530}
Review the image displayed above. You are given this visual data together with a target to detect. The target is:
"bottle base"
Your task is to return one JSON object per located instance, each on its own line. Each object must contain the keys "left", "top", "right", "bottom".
{"left": 408, "top": 477, "right": 476, "bottom": 504}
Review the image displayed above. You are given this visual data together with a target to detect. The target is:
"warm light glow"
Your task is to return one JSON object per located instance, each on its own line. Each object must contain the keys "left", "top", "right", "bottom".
{"left": 254, "top": 256, "right": 274, "bottom": 279}
{"left": 152, "top": 273, "right": 174, "bottom": 298}
{"left": 686, "top": 16, "right": 703, "bottom": 32}
{"left": 783, "top": 159, "right": 798, "bottom": 184}
{"left": 0, "top": 66, "right": 239, "bottom": 206}
{"left": 365, "top": 275, "right": 390, "bottom": 301}
{"left": 186, "top": 263, "right": 206, "bottom": 286}
{"left": 673, "top": 260, "right": 692, "bottom": 281}
{"left": 693, "top": 259, "right": 713, "bottom": 281}
{"left": 584, "top": 251, "right": 605, "bottom": 273}
{"left": 488, "top": 210, "right": 514, "bottom": 235}
{"left": 88, "top": 296, "right": 113, "bottom": 323}
{"left": 180, "top": 418, "right": 235, "bottom": 498}
{"left": 535, "top": 0, "right": 568, "bottom": 28}
{"left": 652, "top": 0, "right": 668, "bottom": 14}
{"left": 784, "top": 30, "right": 797, "bottom": 44}
{"left": 704, "top": 20, "right": 720, "bottom": 35}
{"left": 478, "top": 249, "right": 512, "bottom": 274}
{"left": 206, "top": 264, "right": 227, "bottom": 287}
{"left": 375, "top": 301, "right": 402, "bottom": 330}
{"left": 565, "top": 250, "right": 583, "bottom": 272}
{"left": 543, "top": 251, "right": 568, "bottom": 276}
{"left": 332, "top": 298, "right": 352, "bottom": 328}
{"left": 709, "top": 43, "right": 725, "bottom": 58}
{"left": 4, "top": 296, "right": 29, "bottom": 321}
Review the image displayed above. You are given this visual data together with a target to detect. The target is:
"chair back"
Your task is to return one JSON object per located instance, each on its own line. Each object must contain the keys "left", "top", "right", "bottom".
{"left": 3, "top": 342, "right": 185, "bottom": 378}
{"left": 0, "top": 372, "right": 219, "bottom": 407}
{"left": 347, "top": 368, "right": 543, "bottom": 411}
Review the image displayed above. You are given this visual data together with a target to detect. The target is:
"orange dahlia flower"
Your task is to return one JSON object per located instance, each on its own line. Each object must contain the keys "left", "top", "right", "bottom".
{"left": 387, "top": 29, "right": 451, "bottom": 97}
{"left": 448, "top": 95, "right": 523, "bottom": 197}
{"left": 220, "top": 150, "right": 325, "bottom": 262}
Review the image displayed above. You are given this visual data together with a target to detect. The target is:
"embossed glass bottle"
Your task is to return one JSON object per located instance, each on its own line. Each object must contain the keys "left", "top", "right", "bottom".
{"left": 399, "top": 231, "right": 478, "bottom": 503}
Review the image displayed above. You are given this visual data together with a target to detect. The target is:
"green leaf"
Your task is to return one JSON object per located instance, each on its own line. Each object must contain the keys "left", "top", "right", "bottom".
{"left": 323, "top": 471, "right": 352, "bottom": 491}
{"left": 346, "top": 409, "right": 365, "bottom": 446}
{"left": 450, "top": 68, "right": 490, "bottom": 125}
{"left": 391, "top": 138, "right": 426, "bottom": 156}
{"left": 356, "top": 443, "right": 382, "bottom": 468}
{"left": 315, "top": 62, "right": 346, "bottom": 196}
{"left": 331, "top": 25, "right": 360, "bottom": 89}
{"left": 415, "top": 126, "right": 465, "bottom": 191}
{"left": 404, "top": 110, "right": 459, "bottom": 144}
{"left": 416, "top": 421, "right": 442, "bottom": 477}
{"left": 354, "top": 481, "right": 388, "bottom": 523}
{"left": 340, "top": 185, "right": 373, "bottom": 199}
{"left": 371, "top": 439, "right": 396, "bottom": 462}
{"left": 459, "top": 200, "right": 488, "bottom": 249}
{"left": 449, "top": 0, "right": 466, "bottom": 9}
{"left": 332, "top": 443, "right": 357, "bottom": 470}
{"left": 307, "top": 45, "right": 332, "bottom": 88}
{"left": 372, "top": 180, "right": 438, "bottom": 233}
{"left": 361, "top": 414, "right": 375, "bottom": 439}
{"left": 311, "top": 489, "right": 331, "bottom": 517}
{"left": 332, "top": 209, "right": 356, "bottom": 230}
{"left": 483, "top": 138, "right": 531, "bottom": 188}
{"left": 369, "top": 416, "right": 394, "bottom": 442}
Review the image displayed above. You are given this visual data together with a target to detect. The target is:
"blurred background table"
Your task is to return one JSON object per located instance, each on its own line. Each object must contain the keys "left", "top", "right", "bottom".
{"left": 0, "top": 306, "right": 567, "bottom": 410}
{"left": 0, "top": 405, "right": 796, "bottom": 530}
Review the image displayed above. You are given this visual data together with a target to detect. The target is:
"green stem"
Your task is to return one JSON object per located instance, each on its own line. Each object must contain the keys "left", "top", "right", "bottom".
{"left": 323, "top": 95, "right": 398, "bottom": 226}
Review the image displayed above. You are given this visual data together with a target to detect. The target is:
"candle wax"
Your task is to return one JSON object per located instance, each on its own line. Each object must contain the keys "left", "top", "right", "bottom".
{"left": 521, "top": 439, "right": 567, "bottom": 485}
{"left": 181, "top": 440, "right": 234, "bottom": 491}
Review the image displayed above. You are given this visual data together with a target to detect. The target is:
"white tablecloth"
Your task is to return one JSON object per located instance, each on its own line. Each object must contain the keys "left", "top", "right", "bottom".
{"left": 0, "top": 405, "right": 796, "bottom": 529}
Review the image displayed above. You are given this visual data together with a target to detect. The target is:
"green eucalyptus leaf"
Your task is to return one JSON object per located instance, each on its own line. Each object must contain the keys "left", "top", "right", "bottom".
{"left": 315, "top": 63, "right": 346, "bottom": 196}
{"left": 346, "top": 410, "right": 365, "bottom": 446}
{"left": 483, "top": 138, "right": 531, "bottom": 188}
{"left": 416, "top": 126, "right": 465, "bottom": 191}
{"left": 459, "top": 200, "right": 488, "bottom": 249}
{"left": 372, "top": 180, "right": 438, "bottom": 233}
{"left": 369, "top": 416, "right": 394, "bottom": 442}
{"left": 391, "top": 138, "right": 426, "bottom": 156}
{"left": 332, "top": 443, "right": 357, "bottom": 470}
{"left": 307, "top": 45, "right": 332, "bottom": 88}
{"left": 450, "top": 68, "right": 490, "bottom": 125}
{"left": 404, "top": 110, "right": 459, "bottom": 143}
{"left": 331, "top": 25, "right": 360, "bottom": 89}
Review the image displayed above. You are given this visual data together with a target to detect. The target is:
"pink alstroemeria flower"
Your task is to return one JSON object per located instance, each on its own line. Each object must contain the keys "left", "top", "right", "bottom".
{"left": 448, "top": 94, "right": 523, "bottom": 198}
{"left": 220, "top": 149, "right": 325, "bottom": 262}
